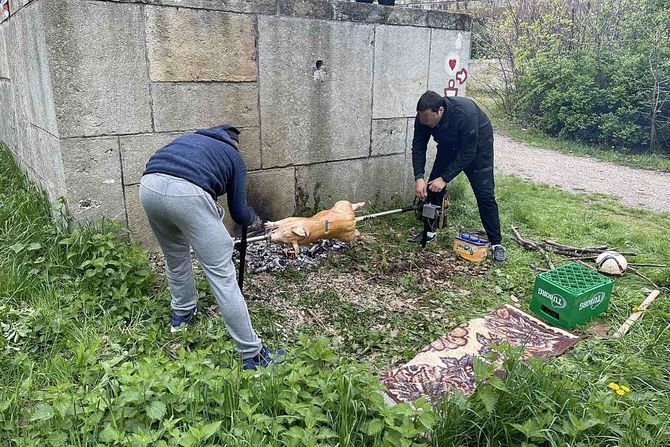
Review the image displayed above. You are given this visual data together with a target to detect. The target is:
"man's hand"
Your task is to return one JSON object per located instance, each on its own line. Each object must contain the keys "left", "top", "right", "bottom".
{"left": 415, "top": 179, "right": 427, "bottom": 199}
{"left": 428, "top": 177, "right": 447, "bottom": 193}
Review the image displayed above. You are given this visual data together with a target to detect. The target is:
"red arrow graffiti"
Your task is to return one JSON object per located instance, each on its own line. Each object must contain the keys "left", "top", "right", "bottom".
{"left": 456, "top": 68, "right": 468, "bottom": 85}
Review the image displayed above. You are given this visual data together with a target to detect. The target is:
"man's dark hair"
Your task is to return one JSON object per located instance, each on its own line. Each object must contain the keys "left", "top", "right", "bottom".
{"left": 417, "top": 91, "right": 444, "bottom": 112}
{"left": 220, "top": 124, "right": 241, "bottom": 143}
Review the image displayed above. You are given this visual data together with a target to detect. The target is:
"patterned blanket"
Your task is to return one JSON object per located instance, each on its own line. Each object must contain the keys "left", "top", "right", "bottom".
{"left": 381, "top": 304, "right": 580, "bottom": 405}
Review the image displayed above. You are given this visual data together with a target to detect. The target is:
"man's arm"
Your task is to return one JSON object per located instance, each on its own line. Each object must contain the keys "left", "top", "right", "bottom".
{"left": 227, "top": 153, "right": 256, "bottom": 226}
{"left": 440, "top": 115, "right": 478, "bottom": 184}
{"left": 411, "top": 115, "right": 432, "bottom": 180}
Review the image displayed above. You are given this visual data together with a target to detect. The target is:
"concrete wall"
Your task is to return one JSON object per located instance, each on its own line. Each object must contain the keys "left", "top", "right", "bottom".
{"left": 0, "top": 0, "right": 471, "bottom": 249}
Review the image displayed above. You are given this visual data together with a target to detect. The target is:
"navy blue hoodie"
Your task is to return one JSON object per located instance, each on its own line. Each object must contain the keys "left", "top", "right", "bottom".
{"left": 143, "top": 126, "right": 256, "bottom": 226}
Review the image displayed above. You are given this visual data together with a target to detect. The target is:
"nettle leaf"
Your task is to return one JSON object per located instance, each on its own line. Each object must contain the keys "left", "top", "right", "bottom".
{"left": 366, "top": 418, "right": 384, "bottom": 436}
{"left": 30, "top": 403, "right": 54, "bottom": 422}
{"left": 146, "top": 400, "right": 167, "bottom": 421}
{"left": 198, "top": 421, "right": 222, "bottom": 441}
{"left": 476, "top": 387, "right": 498, "bottom": 413}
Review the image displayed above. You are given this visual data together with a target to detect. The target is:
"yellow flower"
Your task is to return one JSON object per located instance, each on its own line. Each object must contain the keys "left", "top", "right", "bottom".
{"left": 632, "top": 306, "right": 639, "bottom": 312}
{"left": 616, "top": 389, "right": 626, "bottom": 396}
{"left": 608, "top": 382, "right": 620, "bottom": 391}
{"left": 621, "top": 385, "right": 631, "bottom": 393}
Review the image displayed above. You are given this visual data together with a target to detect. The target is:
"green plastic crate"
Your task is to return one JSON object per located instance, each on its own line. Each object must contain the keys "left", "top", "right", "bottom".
{"left": 530, "top": 262, "right": 614, "bottom": 329}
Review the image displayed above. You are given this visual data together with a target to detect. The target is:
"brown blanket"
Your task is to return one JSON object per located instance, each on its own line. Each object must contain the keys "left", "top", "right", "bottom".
{"left": 381, "top": 304, "right": 580, "bottom": 405}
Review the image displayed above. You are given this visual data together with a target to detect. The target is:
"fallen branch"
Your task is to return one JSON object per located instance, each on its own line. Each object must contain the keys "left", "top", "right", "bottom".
{"left": 574, "top": 259, "right": 597, "bottom": 271}
{"left": 628, "top": 266, "right": 660, "bottom": 289}
{"left": 511, "top": 226, "right": 555, "bottom": 269}
{"left": 612, "top": 290, "right": 661, "bottom": 338}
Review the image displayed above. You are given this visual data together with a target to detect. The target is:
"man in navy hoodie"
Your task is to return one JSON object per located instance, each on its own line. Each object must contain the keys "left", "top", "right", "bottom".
{"left": 140, "top": 125, "right": 284, "bottom": 370}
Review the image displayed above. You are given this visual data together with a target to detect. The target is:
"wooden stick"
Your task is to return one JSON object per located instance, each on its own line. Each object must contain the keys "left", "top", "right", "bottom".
{"left": 575, "top": 259, "right": 597, "bottom": 271}
{"left": 612, "top": 290, "right": 661, "bottom": 338}
{"left": 628, "top": 266, "right": 660, "bottom": 289}
{"left": 629, "top": 263, "right": 669, "bottom": 268}
{"left": 511, "top": 227, "right": 555, "bottom": 269}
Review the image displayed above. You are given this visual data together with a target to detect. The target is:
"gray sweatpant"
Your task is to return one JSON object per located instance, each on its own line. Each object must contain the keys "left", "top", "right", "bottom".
{"left": 139, "top": 173, "right": 262, "bottom": 359}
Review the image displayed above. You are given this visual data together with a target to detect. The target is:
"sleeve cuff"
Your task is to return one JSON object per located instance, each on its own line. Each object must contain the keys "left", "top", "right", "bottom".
{"left": 414, "top": 173, "right": 424, "bottom": 181}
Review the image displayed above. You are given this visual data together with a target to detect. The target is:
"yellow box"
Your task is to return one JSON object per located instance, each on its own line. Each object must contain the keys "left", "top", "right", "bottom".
{"left": 453, "top": 233, "right": 490, "bottom": 263}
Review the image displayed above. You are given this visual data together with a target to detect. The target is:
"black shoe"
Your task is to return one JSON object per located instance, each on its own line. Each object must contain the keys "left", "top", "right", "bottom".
{"left": 408, "top": 231, "right": 437, "bottom": 245}
{"left": 492, "top": 244, "right": 508, "bottom": 264}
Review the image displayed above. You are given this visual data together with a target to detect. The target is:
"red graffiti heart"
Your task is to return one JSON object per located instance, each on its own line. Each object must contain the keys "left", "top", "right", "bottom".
{"left": 448, "top": 59, "right": 457, "bottom": 71}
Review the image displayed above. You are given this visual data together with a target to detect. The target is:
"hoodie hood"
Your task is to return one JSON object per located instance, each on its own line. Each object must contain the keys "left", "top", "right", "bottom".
{"left": 195, "top": 126, "right": 240, "bottom": 147}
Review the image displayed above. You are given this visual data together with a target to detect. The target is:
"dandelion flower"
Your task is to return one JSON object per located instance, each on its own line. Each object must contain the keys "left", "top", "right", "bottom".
{"left": 632, "top": 306, "right": 639, "bottom": 312}
{"left": 616, "top": 389, "right": 626, "bottom": 396}
{"left": 621, "top": 385, "right": 631, "bottom": 393}
{"left": 608, "top": 382, "right": 620, "bottom": 391}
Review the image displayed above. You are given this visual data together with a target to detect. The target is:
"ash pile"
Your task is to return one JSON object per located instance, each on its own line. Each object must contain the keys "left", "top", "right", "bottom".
{"left": 233, "top": 239, "right": 348, "bottom": 273}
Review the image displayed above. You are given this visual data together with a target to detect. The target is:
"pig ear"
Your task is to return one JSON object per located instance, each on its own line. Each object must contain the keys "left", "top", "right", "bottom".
{"left": 291, "top": 226, "right": 308, "bottom": 238}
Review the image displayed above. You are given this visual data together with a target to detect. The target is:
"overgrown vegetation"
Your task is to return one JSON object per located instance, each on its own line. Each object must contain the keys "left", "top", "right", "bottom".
{"left": 473, "top": 0, "right": 670, "bottom": 156}
{"left": 2, "top": 146, "right": 670, "bottom": 445}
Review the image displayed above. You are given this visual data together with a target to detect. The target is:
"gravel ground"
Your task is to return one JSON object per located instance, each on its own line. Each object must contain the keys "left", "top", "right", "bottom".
{"left": 494, "top": 133, "right": 670, "bottom": 213}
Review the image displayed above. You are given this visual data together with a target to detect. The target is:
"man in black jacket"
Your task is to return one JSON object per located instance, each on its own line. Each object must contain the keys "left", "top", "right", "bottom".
{"left": 140, "top": 124, "right": 285, "bottom": 369}
{"left": 411, "top": 91, "right": 507, "bottom": 263}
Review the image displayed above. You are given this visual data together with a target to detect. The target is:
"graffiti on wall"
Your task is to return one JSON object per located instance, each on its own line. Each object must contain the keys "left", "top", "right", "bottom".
{"left": 444, "top": 55, "right": 468, "bottom": 97}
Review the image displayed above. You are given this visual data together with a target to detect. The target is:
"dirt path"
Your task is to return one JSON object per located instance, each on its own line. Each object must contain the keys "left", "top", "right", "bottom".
{"left": 494, "top": 133, "right": 670, "bottom": 213}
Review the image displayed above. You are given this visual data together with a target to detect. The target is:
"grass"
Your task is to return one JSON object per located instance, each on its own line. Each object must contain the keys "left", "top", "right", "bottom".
{"left": 471, "top": 90, "right": 670, "bottom": 173}
{"left": 1, "top": 145, "right": 670, "bottom": 445}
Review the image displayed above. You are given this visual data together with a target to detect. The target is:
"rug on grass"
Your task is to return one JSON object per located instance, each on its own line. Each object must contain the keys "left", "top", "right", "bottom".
{"left": 381, "top": 304, "right": 580, "bottom": 405}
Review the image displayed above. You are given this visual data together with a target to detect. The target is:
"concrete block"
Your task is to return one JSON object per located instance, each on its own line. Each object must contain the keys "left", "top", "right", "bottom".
{"left": 9, "top": 0, "right": 32, "bottom": 15}
{"left": 44, "top": 0, "right": 151, "bottom": 137}
{"left": 25, "top": 124, "right": 67, "bottom": 201}
{"left": 125, "top": 184, "right": 160, "bottom": 251}
{"left": 258, "top": 16, "right": 374, "bottom": 167}
{"left": 145, "top": 7, "right": 257, "bottom": 82}
{"left": 88, "top": 0, "right": 277, "bottom": 14}
{"left": 295, "top": 155, "right": 406, "bottom": 212}
{"left": 428, "top": 29, "right": 471, "bottom": 98}
{"left": 427, "top": 10, "right": 471, "bottom": 30}
{"left": 119, "top": 132, "right": 181, "bottom": 185}
{"left": 247, "top": 167, "right": 296, "bottom": 221}
{"left": 214, "top": 167, "right": 296, "bottom": 234}
{"left": 152, "top": 82, "right": 259, "bottom": 132}
{"left": 372, "top": 25, "right": 430, "bottom": 119}
{"left": 6, "top": 5, "right": 59, "bottom": 136}
{"left": 371, "top": 118, "right": 407, "bottom": 156}
{"left": 61, "top": 136, "right": 126, "bottom": 223}
{"left": 278, "top": 0, "right": 334, "bottom": 19}
{"left": 0, "top": 25, "right": 10, "bottom": 79}
{"left": 385, "top": 7, "right": 428, "bottom": 27}
{"left": 332, "top": 2, "right": 387, "bottom": 24}
{"left": 238, "top": 127, "right": 261, "bottom": 171}
{"left": 0, "top": 80, "right": 18, "bottom": 148}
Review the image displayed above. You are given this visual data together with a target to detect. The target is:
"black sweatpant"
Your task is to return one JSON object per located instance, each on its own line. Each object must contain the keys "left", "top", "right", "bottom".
{"left": 427, "top": 147, "right": 502, "bottom": 245}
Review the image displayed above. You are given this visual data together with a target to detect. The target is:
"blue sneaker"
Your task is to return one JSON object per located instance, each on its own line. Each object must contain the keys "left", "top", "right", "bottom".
{"left": 170, "top": 308, "right": 197, "bottom": 333}
{"left": 243, "top": 346, "right": 287, "bottom": 370}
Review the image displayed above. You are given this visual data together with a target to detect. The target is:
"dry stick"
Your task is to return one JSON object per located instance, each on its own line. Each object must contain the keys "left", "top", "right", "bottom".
{"left": 544, "top": 240, "right": 637, "bottom": 256}
{"left": 612, "top": 290, "right": 661, "bottom": 338}
{"left": 629, "top": 263, "right": 669, "bottom": 268}
{"left": 628, "top": 266, "right": 660, "bottom": 289}
{"left": 511, "top": 226, "right": 555, "bottom": 270}
{"left": 575, "top": 259, "right": 597, "bottom": 271}
{"left": 306, "top": 309, "right": 332, "bottom": 334}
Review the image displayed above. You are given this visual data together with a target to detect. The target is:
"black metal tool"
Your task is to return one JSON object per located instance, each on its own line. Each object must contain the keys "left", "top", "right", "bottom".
{"left": 238, "top": 225, "right": 248, "bottom": 293}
